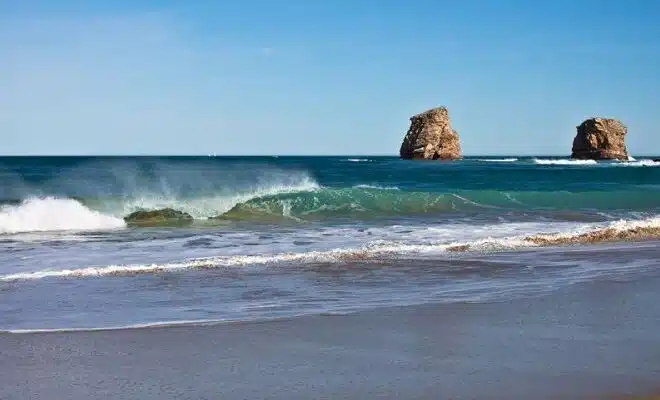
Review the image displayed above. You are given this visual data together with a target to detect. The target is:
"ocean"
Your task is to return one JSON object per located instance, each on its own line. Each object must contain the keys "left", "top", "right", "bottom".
{"left": 3, "top": 155, "right": 660, "bottom": 398}
{"left": 1, "top": 155, "right": 659, "bottom": 332}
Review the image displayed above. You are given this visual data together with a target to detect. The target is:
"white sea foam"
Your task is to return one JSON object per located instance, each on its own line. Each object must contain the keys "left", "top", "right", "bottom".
{"left": 533, "top": 157, "right": 659, "bottom": 167}
{"left": 603, "top": 215, "right": 660, "bottom": 231}
{"left": 533, "top": 159, "right": 598, "bottom": 165}
{"left": 0, "top": 252, "right": 366, "bottom": 281}
{"left": 616, "top": 159, "right": 660, "bottom": 167}
{"left": 353, "top": 184, "right": 400, "bottom": 190}
{"left": 0, "top": 197, "right": 125, "bottom": 234}
{"left": 344, "top": 158, "right": 371, "bottom": 162}
{"left": 4, "top": 319, "right": 227, "bottom": 334}
{"left": 477, "top": 158, "right": 518, "bottom": 162}
{"left": 3, "top": 215, "right": 658, "bottom": 282}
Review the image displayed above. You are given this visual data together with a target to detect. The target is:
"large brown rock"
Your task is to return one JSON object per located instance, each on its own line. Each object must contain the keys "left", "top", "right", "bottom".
{"left": 571, "top": 118, "right": 629, "bottom": 160}
{"left": 399, "top": 107, "right": 462, "bottom": 160}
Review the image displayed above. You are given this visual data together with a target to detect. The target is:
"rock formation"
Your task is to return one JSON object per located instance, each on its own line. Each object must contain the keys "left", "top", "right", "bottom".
{"left": 571, "top": 118, "right": 629, "bottom": 160}
{"left": 124, "top": 208, "right": 194, "bottom": 226}
{"left": 399, "top": 107, "right": 462, "bottom": 160}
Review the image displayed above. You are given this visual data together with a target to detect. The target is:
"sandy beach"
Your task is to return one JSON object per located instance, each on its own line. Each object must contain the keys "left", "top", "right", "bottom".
{"left": 3, "top": 268, "right": 660, "bottom": 400}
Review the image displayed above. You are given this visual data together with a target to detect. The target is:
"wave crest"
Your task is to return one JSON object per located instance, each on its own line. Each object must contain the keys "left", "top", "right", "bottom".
{"left": 220, "top": 188, "right": 468, "bottom": 221}
{"left": 218, "top": 188, "right": 660, "bottom": 221}
{"left": 110, "top": 175, "right": 321, "bottom": 220}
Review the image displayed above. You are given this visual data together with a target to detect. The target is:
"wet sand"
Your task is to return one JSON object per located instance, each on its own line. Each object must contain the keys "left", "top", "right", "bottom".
{"left": 2, "top": 274, "right": 660, "bottom": 399}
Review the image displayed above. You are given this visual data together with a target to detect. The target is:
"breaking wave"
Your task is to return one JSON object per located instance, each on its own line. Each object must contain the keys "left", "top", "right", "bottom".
{"left": 99, "top": 175, "right": 321, "bottom": 220}
{"left": 2, "top": 215, "right": 658, "bottom": 282}
{"left": 477, "top": 158, "right": 518, "bottom": 162}
{"left": 616, "top": 159, "right": 660, "bottom": 167}
{"left": 2, "top": 188, "right": 660, "bottom": 232}
{"left": 0, "top": 169, "right": 321, "bottom": 233}
{"left": 533, "top": 159, "right": 598, "bottom": 166}
{"left": 0, "top": 197, "right": 125, "bottom": 234}
{"left": 0, "top": 158, "right": 322, "bottom": 232}
{"left": 532, "top": 158, "right": 660, "bottom": 167}
{"left": 2, "top": 156, "right": 660, "bottom": 232}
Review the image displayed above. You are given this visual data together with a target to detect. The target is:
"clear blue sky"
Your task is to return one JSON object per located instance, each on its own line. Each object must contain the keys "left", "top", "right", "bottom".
{"left": 2, "top": 0, "right": 659, "bottom": 155}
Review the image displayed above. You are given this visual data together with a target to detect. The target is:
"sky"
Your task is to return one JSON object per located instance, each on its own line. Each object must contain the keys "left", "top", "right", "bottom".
{"left": 1, "top": 0, "right": 659, "bottom": 155}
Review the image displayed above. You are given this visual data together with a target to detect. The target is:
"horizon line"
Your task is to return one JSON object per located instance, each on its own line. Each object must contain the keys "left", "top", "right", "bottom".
{"left": 1, "top": 153, "right": 659, "bottom": 158}
{"left": 0, "top": 153, "right": 573, "bottom": 157}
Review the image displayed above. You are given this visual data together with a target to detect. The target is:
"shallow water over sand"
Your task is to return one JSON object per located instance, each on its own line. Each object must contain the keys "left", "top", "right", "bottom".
{"left": 1, "top": 156, "right": 659, "bottom": 331}
{"left": 3, "top": 260, "right": 660, "bottom": 399}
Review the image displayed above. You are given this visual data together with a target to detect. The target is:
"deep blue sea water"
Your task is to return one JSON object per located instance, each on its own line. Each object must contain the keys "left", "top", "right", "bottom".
{"left": 1, "top": 155, "right": 659, "bottom": 331}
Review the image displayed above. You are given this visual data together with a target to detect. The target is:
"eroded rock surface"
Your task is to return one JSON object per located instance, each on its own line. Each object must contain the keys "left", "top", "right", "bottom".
{"left": 572, "top": 118, "right": 628, "bottom": 160}
{"left": 124, "top": 208, "right": 193, "bottom": 226}
{"left": 399, "top": 107, "right": 462, "bottom": 160}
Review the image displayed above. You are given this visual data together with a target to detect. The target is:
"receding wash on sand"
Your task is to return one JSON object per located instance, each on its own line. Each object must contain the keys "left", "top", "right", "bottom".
{"left": 400, "top": 106, "right": 630, "bottom": 162}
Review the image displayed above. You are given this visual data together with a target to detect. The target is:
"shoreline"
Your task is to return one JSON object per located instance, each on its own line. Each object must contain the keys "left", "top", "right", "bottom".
{"left": 3, "top": 274, "right": 660, "bottom": 399}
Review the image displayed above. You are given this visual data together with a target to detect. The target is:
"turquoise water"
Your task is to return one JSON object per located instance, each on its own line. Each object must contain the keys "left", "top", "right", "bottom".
{"left": 0, "top": 156, "right": 659, "bottom": 331}
{"left": 1, "top": 156, "right": 659, "bottom": 221}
